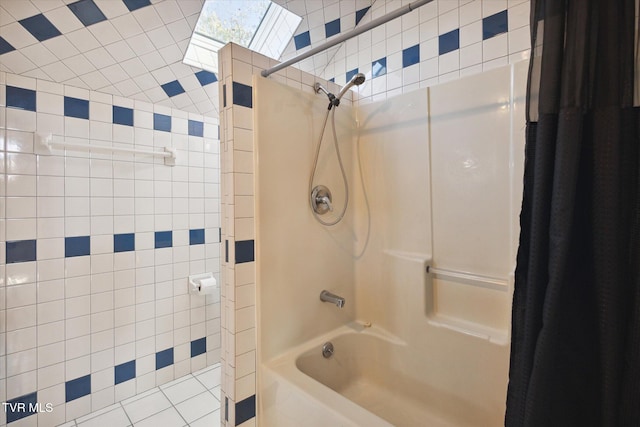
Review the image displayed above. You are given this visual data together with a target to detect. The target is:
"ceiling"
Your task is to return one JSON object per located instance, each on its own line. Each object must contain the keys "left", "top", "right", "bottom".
{"left": 0, "top": 0, "right": 375, "bottom": 117}
{"left": 0, "top": 0, "right": 219, "bottom": 116}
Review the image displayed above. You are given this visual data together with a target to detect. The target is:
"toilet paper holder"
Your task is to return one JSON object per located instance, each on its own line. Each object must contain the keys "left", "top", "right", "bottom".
{"left": 188, "top": 273, "right": 217, "bottom": 295}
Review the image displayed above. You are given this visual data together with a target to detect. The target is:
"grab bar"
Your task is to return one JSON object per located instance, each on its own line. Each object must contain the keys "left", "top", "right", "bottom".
{"left": 36, "top": 133, "right": 176, "bottom": 166}
{"left": 426, "top": 265, "right": 508, "bottom": 291}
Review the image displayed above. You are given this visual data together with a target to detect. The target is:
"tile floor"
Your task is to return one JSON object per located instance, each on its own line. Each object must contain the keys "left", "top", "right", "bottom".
{"left": 59, "top": 364, "right": 221, "bottom": 427}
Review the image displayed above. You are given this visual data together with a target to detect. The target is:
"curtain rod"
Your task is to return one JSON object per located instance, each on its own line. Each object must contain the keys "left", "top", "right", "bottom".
{"left": 261, "top": 0, "right": 434, "bottom": 78}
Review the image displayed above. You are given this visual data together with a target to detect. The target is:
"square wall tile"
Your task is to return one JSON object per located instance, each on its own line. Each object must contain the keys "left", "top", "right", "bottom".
{"left": 6, "top": 86, "right": 36, "bottom": 112}
{"left": 64, "top": 96, "right": 90, "bottom": 119}
{"left": 66, "top": 374, "right": 91, "bottom": 402}
{"left": 6, "top": 240, "right": 37, "bottom": 264}
{"left": 115, "top": 360, "right": 136, "bottom": 385}
{"left": 156, "top": 348, "right": 174, "bottom": 370}
{"left": 439, "top": 29, "right": 460, "bottom": 55}
{"left": 65, "top": 236, "right": 91, "bottom": 257}
{"left": 113, "top": 106, "right": 134, "bottom": 126}
{"left": 153, "top": 113, "right": 171, "bottom": 132}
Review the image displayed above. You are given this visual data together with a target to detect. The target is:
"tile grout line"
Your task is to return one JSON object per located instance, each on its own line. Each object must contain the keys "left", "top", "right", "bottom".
{"left": 119, "top": 400, "right": 134, "bottom": 427}
{"left": 157, "top": 378, "right": 191, "bottom": 426}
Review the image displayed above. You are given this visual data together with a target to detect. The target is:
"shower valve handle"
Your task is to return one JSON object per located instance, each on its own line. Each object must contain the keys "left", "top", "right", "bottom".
{"left": 317, "top": 195, "right": 334, "bottom": 212}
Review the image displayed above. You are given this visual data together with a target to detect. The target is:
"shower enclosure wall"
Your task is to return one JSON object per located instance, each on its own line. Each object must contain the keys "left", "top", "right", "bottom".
{"left": 0, "top": 72, "right": 222, "bottom": 426}
{"left": 218, "top": 43, "right": 525, "bottom": 426}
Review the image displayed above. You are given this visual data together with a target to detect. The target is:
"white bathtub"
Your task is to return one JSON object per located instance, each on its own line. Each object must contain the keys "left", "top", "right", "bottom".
{"left": 259, "top": 322, "right": 506, "bottom": 427}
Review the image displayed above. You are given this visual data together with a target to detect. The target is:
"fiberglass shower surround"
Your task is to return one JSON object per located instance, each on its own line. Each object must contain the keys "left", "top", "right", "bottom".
{"left": 250, "top": 59, "right": 526, "bottom": 426}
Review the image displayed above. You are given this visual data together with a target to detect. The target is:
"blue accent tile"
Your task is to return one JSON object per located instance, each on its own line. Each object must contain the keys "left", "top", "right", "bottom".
{"left": 188, "top": 120, "right": 204, "bottom": 137}
{"left": 5, "top": 392, "right": 38, "bottom": 423}
{"left": 0, "top": 36, "right": 15, "bottom": 55}
{"left": 122, "top": 0, "right": 151, "bottom": 12}
{"left": 402, "top": 44, "right": 420, "bottom": 68}
{"left": 325, "top": 18, "right": 341, "bottom": 38}
{"left": 153, "top": 113, "right": 171, "bottom": 132}
{"left": 114, "top": 233, "right": 135, "bottom": 253}
{"left": 161, "top": 80, "right": 185, "bottom": 97}
{"left": 346, "top": 68, "right": 359, "bottom": 83}
{"left": 64, "top": 96, "right": 89, "bottom": 119}
{"left": 328, "top": 78, "right": 335, "bottom": 83}
{"left": 483, "top": 10, "right": 508, "bottom": 40}
{"left": 225, "top": 240, "right": 229, "bottom": 263}
{"left": 235, "top": 240, "right": 254, "bottom": 264}
{"left": 232, "top": 82, "right": 252, "bottom": 108}
{"left": 6, "top": 86, "right": 36, "bottom": 112}
{"left": 235, "top": 395, "right": 256, "bottom": 425}
{"left": 155, "top": 231, "right": 172, "bottom": 249}
{"left": 439, "top": 29, "right": 460, "bottom": 55}
{"left": 195, "top": 70, "right": 218, "bottom": 86}
{"left": 189, "top": 229, "right": 205, "bottom": 245}
{"left": 65, "top": 375, "right": 91, "bottom": 402}
{"left": 294, "top": 31, "right": 311, "bottom": 50}
{"left": 114, "top": 360, "right": 136, "bottom": 385}
{"left": 19, "top": 14, "right": 61, "bottom": 42}
{"left": 372, "top": 57, "right": 387, "bottom": 78}
{"left": 191, "top": 337, "right": 206, "bottom": 357}
{"left": 355, "top": 7, "right": 370, "bottom": 25}
{"left": 113, "top": 106, "right": 134, "bottom": 126}
{"left": 156, "top": 348, "right": 174, "bottom": 370}
{"left": 65, "top": 236, "right": 90, "bottom": 258}
{"left": 6, "top": 240, "right": 36, "bottom": 264}
{"left": 68, "top": 0, "right": 107, "bottom": 27}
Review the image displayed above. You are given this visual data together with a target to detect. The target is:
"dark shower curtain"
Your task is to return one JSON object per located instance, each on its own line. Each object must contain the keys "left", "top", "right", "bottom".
{"left": 505, "top": 0, "right": 640, "bottom": 426}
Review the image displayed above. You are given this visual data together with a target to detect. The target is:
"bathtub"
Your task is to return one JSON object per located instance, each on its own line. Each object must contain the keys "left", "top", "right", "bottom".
{"left": 259, "top": 322, "right": 506, "bottom": 427}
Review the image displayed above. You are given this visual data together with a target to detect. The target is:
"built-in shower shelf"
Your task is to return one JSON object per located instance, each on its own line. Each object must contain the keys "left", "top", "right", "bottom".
{"left": 426, "top": 314, "right": 509, "bottom": 345}
{"left": 425, "top": 266, "right": 512, "bottom": 346}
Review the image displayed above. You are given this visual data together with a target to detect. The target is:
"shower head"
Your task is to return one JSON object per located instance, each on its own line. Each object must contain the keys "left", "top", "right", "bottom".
{"left": 336, "top": 73, "right": 366, "bottom": 102}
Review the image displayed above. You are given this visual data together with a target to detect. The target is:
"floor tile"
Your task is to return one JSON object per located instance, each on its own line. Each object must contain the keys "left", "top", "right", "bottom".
{"left": 162, "top": 377, "right": 207, "bottom": 405}
{"left": 76, "top": 407, "right": 131, "bottom": 427}
{"left": 70, "top": 369, "right": 223, "bottom": 427}
{"left": 121, "top": 387, "right": 161, "bottom": 406}
{"left": 195, "top": 365, "right": 221, "bottom": 390}
{"left": 133, "top": 407, "right": 185, "bottom": 427}
{"left": 211, "top": 385, "right": 221, "bottom": 401}
{"left": 123, "top": 391, "right": 172, "bottom": 424}
{"left": 174, "top": 391, "right": 219, "bottom": 424}
{"left": 76, "top": 403, "right": 122, "bottom": 424}
{"left": 159, "top": 374, "right": 193, "bottom": 391}
{"left": 190, "top": 409, "right": 221, "bottom": 427}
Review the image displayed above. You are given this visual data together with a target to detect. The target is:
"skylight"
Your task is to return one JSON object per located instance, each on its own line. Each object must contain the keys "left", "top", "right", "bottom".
{"left": 184, "top": 0, "right": 302, "bottom": 74}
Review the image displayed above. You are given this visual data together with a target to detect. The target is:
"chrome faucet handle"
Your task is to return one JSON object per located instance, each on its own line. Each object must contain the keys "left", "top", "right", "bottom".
{"left": 318, "top": 195, "right": 334, "bottom": 212}
{"left": 311, "top": 185, "right": 333, "bottom": 215}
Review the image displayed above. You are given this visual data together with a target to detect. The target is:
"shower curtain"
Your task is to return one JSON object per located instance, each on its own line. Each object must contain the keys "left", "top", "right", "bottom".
{"left": 505, "top": 1, "right": 640, "bottom": 426}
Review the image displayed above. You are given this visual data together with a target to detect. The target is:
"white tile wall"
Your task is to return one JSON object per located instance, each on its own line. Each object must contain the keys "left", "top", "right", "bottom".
{"left": 0, "top": 70, "right": 221, "bottom": 425}
{"left": 277, "top": 0, "right": 531, "bottom": 104}
{"left": 218, "top": 41, "right": 344, "bottom": 427}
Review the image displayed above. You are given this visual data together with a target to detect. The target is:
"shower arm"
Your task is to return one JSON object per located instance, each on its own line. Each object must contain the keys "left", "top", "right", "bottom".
{"left": 314, "top": 83, "right": 338, "bottom": 110}
{"left": 260, "top": 0, "right": 434, "bottom": 78}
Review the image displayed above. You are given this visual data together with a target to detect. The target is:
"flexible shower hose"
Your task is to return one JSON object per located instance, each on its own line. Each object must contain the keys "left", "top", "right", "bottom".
{"left": 309, "top": 107, "right": 349, "bottom": 226}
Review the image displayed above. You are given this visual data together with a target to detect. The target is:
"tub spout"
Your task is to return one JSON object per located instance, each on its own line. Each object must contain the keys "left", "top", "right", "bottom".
{"left": 320, "top": 290, "right": 345, "bottom": 308}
